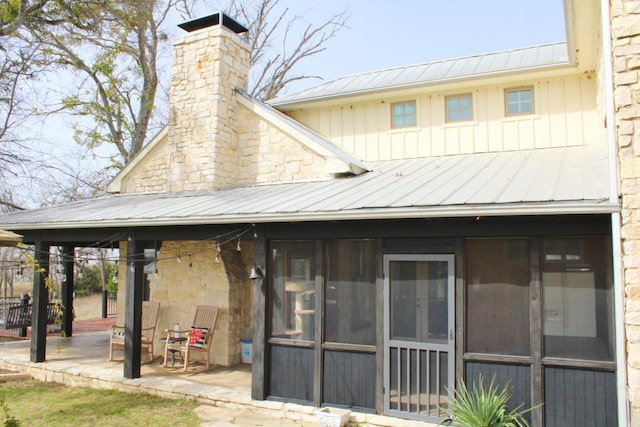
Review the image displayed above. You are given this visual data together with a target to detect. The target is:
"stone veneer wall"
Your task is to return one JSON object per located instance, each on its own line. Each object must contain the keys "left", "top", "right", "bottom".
{"left": 121, "top": 136, "right": 171, "bottom": 193}
{"left": 117, "top": 239, "right": 254, "bottom": 366}
{"left": 118, "top": 26, "right": 333, "bottom": 193}
{"left": 166, "top": 26, "right": 249, "bottom": 192}
{"left": 235, "top": 105, "right": 329, "bottom": 184}
{"left": 611, "top": 0, "right": 640, "bottom": 422}
{"left": 120, "top": 105, "right": 331, "bottom": 193}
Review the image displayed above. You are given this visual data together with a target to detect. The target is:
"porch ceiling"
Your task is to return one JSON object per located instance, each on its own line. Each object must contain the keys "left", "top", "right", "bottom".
{"left": 0, "top": 145, "right": 617, "bottom": 231}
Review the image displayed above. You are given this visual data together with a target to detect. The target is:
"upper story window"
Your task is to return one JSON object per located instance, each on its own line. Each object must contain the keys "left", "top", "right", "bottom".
{"left": 505, "top": 87, "right": 534, "bottom": 115}
{"left": 391, "top": 101, "right": 416, "bottom": 128}
{"left": 446, "top": 94, "right": 473, "bottom": 122}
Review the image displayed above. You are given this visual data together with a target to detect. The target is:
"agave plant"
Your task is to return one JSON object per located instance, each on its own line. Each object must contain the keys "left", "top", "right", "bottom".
{"left": 441, "top": 374, "right": 538, "bottom": 427}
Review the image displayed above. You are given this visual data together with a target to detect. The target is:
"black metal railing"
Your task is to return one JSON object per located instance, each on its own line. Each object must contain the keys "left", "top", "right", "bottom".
{"left": 0, "top": 295, "right": 26, "bottom": 332}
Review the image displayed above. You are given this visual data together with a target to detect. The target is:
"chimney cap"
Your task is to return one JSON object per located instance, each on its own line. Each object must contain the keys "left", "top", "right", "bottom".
{"left": 178, "top": 12, "right": 248, "bottom": 34}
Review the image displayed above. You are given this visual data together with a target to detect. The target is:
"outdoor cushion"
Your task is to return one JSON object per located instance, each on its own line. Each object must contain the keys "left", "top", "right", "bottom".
{"left": 189, "top": 327, "right": 208, "bottom": 347}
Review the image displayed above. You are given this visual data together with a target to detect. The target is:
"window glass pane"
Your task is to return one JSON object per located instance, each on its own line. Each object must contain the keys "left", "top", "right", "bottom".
{"left": 391, "top": 101, "right": 416, "bottom": 128}
{"left": 506, "top": 88, "right": 533, "bottom": 115}
{"left": 446, "top": 94, "right": 472, "bottom": 122}
{"left": 325, "top": 240, "right": 376, "bottom": 345}
{"left": 404, "top": 103, "right": 415, "bottom": 115}
{"left": 271, "top": 240, "right": 316, "bottom": 341}
{"left": 465, "top": 238, "right": 530, "bottom": 356}
{"left": 404, "top": 113, "right": 416, "bottom": 126}
{"left": 542, "top": 236, "right": 614, "bottom": 361}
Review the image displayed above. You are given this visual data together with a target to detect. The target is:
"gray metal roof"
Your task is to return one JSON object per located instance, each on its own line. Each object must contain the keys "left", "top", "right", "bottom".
{"left": 270, "top": 43, "right": 570, "bottom": 106}
{"left": 0, "top": 145, "right": 615, "bottom": 231}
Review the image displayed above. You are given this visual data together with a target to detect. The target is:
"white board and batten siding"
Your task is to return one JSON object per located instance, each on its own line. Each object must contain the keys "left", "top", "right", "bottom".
{"left": 288, "top": 74, "right": 599, "bottom": 162}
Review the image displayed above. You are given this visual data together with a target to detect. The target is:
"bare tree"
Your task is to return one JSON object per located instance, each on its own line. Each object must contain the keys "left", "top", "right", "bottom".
{"left": 0, "top": 0, "right": 54, "bottom": 36}
{"left": 21, "top": 1, "right": 175, "bottom": 168}
{"left": 179, "top": 0, "right": 349, "bottom": 101}
{"left": 229, "top": 0, "right": 348, "bottom": 101}
{"left": 0, "top": 0, "right": 104, "bottom": 210}
{"left": 0, "top": 0, "right": 348, "bottom": 212}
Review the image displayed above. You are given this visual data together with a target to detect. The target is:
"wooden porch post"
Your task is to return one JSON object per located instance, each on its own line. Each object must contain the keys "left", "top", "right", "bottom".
{"left": 251, "top": 224, "right": 267, "bottom": 400}
{"left": 124, "top": 232, "right": 144, "bottom": 379}
{"left": 30, "top": 240, "right": 50, "bottom": 363}
{"left": 61, "top": 245, "right": 74, "bottom": 337}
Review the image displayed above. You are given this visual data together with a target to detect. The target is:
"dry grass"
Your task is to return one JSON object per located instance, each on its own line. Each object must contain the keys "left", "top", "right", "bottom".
{"left": 7, "top": 281, "right": 105, "bottom": 320}
{"left": 0, "top": 378, "right": 200, "bottom": 426}
{"left": 72, "top": 294, "right": 103, "bottom": 320}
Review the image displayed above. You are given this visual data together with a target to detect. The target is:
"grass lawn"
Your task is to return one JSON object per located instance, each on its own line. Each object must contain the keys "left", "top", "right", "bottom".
{"left": 0, "top": 378, "right": 201, "bottom": 426}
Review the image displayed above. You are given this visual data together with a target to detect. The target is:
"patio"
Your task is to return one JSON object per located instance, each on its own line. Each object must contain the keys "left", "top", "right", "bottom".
{"left": 0, "top": 319, "right": 433, "bottom": 427}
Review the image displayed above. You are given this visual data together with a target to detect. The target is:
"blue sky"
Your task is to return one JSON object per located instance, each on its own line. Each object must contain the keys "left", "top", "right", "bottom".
{"left": 272, "top": 0, "right": 567, "bottom": 93}
{"left": 19, "top": 1, "right": 568, "bottom": 205}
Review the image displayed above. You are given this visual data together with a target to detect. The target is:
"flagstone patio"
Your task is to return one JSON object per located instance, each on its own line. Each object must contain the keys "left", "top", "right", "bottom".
{"left": 0, "top": 320, "right": 434, "bottom": 427}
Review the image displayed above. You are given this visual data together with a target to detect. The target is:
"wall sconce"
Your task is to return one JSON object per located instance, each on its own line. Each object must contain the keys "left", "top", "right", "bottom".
{"left": 249, "top": 266, "right": 263, "bottom": 280}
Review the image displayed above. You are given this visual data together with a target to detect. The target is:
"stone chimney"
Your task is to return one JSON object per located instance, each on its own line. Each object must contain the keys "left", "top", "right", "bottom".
{"left": 167, "top": 13, "right": 251, "bottom": 191}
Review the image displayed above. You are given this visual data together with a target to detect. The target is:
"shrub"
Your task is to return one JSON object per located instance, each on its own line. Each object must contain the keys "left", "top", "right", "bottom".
{"left": 441, "top": 374, "right": 538, "bottom": 427}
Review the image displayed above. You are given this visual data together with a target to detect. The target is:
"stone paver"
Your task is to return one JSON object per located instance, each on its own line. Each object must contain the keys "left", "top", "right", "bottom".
{"left": 195, "top": 405, "right": 311, "bottom": 426}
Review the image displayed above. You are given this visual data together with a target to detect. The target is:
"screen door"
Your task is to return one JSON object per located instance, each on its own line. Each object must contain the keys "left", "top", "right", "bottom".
{"left": 383, "top": 254, "right": 455, "bottom": 422}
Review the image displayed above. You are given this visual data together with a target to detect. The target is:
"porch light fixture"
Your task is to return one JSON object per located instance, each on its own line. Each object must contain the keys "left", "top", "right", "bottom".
{"left": 249, "top": 266, "right": 263, "bottom": 280}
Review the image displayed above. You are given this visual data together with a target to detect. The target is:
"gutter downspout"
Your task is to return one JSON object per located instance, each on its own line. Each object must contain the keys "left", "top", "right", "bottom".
{"left": 600, "top": 0, "right": 630, "bottom": 425}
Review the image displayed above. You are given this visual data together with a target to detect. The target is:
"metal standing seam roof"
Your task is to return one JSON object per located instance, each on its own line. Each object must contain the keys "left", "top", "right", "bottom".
{"left": 269, "top": 43, "right": 570, "bottom": 106}
{"left": 0, "top": 145, "right": 616, "bottom": 231}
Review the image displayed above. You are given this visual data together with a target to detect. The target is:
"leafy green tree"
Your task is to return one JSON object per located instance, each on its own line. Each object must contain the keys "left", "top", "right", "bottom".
{"left": 74, "top": 260, "right": 117, "bottom": 296}
{"left": 22, "top": 0, "right": 168, "bottom": 168}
